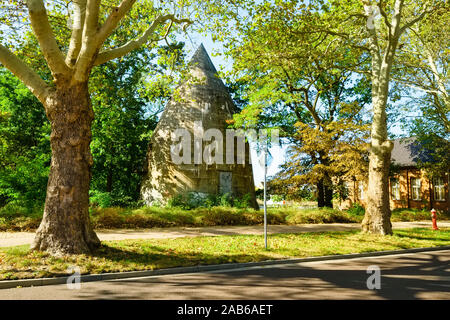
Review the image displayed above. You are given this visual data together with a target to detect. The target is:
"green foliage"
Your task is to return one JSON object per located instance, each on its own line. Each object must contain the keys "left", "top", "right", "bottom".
{"left": 234, "top": 193, "right": 253, "bottom": 209}
{"left": 219, "top": 193, "right": 233, "bottom": 207}
{"left": 212, "top": 0, "right": 371, "bottom": 207}
{"left": 0, "top": 202, "right": 42, "bottom": 231}
{"left": 0, "top": 69, "right": 50, "bottom": 208}
{"left": 395, "top": 5, "right": 449, "bottom": 139}
{"left": 390, "top": 208, "right": 438, "bottom": 222}
{"left": 1, "top": 1, "right": 190, "bottom": 210}
{"left": 271, "top": 194, "right": 284, "bottom": 202}
{"left": 346, "top": 203, "right": 365, "bottom": 217}
{"left": 167, "top": 192, "right": 253, "bottom": 210}
{"left": 89, "top": 190, "right": 113, "bottom": 209}
{"left": 167, "top": 194, "right": 187, "bottom": 209}
{"left": 89, "top": 44, "right": 185, "bottom": 204}
{"left": 0, "top": 40, "right": 186, "bottom": 209}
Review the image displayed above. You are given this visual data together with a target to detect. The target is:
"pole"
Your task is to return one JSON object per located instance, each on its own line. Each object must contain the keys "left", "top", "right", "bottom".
{"left": 263, "top": 142, "right": 268, "bottom": 250}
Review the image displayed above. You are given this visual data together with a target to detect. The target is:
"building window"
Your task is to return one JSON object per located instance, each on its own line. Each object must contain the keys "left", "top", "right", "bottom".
{"left": 341, "top": 181, "right": 350, "bottom": 200}
{"left": 358, "top": 182, "right": 364, "bottom": 200}
{"left": 411, "top": 178, "right": 421, "bottom": 200}
{"left": 391, "top": 178, "right": 400, "bottom": 200}
{"left": 433, "top": 177, "right": 445, "bottom": 201}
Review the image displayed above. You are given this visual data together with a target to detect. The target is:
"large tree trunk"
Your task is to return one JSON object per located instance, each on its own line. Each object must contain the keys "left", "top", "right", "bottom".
{"left": 317, "top": 177, "right": 333, "bottom": 208}
{"left": 362, "top": 79, "right": 394, "bottom": 235}
{"left": 323, "top": 173, "right": 333, "bottom": 208}
{"left": 360, "top": 0, "right": 408, "bottom": 235}
{"left": 31, "top": 82, "right": 100, "bottom": 256}
{"left": 317, "top": 179, "right": 325, "bottom": 207}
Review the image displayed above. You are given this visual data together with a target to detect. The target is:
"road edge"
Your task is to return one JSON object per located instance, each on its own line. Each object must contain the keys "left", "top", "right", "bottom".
{"left": 1, "top": 245, "right": 450, "bottom": 290}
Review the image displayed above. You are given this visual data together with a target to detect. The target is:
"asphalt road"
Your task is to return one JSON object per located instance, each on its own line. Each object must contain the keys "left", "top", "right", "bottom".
{"left": 1, "top": 250, "right": 449, "bottom": 300}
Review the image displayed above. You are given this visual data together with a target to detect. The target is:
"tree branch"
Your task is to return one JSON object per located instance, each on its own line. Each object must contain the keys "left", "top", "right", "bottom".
{"left": 66, "top": 0, "right": 87, "bottom": 67}
{"left": 94, "top": 14, "right": 191, "bottom": 66}
{"left": 0, "top": 44, "right": 50, "bottom": 104}
{"left": 73, "top": 0, "right": 101, "bottom": 82}
{"left": 84, "top": 0, "right": 101, "bottom": 37}
{"left": 26, "top": 0, "right": 70, "bottom": 77}
{"left": 378, "top": 0, "right": 392, "bottom": 30}
{"left": 96, "top": 0, "right": 137, "bottom": 46}
{"left": 399, "top": 5, "right": 433, "bottom": 34}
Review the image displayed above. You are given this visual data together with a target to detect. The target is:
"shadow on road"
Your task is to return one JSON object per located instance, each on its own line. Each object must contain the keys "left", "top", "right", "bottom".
{"left": 74, "top": 251, "right": 449, "bottom": 300}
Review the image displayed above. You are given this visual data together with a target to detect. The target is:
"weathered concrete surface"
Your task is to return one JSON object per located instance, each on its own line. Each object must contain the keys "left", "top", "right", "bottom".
{"left": 1, "top": 221, "right": 448, "bottom": 248}
{"left": 1, "top": 249, "right": 449, "bottom": 299}
{"left": 140, "top": 44, "right": 258, "bottom": 209}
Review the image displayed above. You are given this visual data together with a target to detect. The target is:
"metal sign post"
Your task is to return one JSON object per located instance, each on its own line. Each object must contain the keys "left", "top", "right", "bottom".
{"left": 263, "top": 141, "right": 268, "bottom": 250}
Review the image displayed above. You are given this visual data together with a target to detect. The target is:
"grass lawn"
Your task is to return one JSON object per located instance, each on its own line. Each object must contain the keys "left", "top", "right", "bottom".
{"left": 0, "top": 228, "right": 448, "bottom": 280}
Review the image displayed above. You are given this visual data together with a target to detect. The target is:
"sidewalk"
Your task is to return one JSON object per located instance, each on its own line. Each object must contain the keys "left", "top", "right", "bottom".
{"left": 0, "top": 221, "right": 448, "bottom": 248}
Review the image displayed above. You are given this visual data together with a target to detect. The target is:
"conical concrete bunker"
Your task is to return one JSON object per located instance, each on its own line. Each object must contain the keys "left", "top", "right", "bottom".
{"left": 140, "top": 44, "right": 258, "bottom": 209}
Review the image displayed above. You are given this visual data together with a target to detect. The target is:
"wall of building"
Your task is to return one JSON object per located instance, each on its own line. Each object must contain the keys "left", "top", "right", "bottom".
{"left": 389, "top": 169, "right": 449, "bottom": 212}
{"left": 339, "top": 169, "right": 449, "bottom": 213}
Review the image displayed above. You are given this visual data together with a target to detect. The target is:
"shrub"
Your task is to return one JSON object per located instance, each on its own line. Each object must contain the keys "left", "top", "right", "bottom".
{"left": 271, "top": 194, "right": 284, "bottom": 202}
{"left": 0, "top": 202, "right": 33, "bottom": 218}
{"left": 166, "top": 192, "right": 256, "bottom": 210}
{"left": 346, "top": 203, "right": 365, "bottom": 216}
{"left": 390, "top": 208, "right": 447, "bottom": 221}
{"left": 90, "top": 207, "right": 125, "bottom": 228}
{"left": 218, "top": 193, "right": 232, "bottom": 207}
{"left": 234, "top": 193, "right": 253, "bottom": 209}
{"left": 89, "top": 190, "right": 113, "bottom": 208}
{"left": 123, "top": 213, "right": 174, "bottom": 228}
{"left": 285, "top": 207, "right": 357, "bottom": 224}
{"left": 201, "top": 207, "right": 247, "bottom": 226}
{"left": 109, "top": 190, "right": 138, "bottom": 208}
{"left": 186, "top": 192, "right": 209, "bottom": 209}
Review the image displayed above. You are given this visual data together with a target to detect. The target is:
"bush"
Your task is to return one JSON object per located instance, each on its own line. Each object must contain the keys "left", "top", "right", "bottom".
{"left": 219, "top": 193, "right": 233, "bottom": 207}
{"left": 186, "top": 192, "right": 209, "bottom": 209}
{"left": 346, "top": 203, "right": 365, "bottom": 217}
{"left": 284, "top": 207, "right": 357, "bottom": 224}
{"left": 123, "top": 213, "right": 172, "bottom": 228}
{"left": 271, "top": 194, "right": 284, "bottom": 202}
{"left": 390, "top": 208, "right": 450, "bottom": 221}
{"left": 234, "top": 193, "right": 253, "bottom": 209}
{"left": 89, "top": 190, "right": 113, "bottom": 208}
{"left": 109, "top": 190, "right": 138, "bottom": 208}
{"left": 167, "top": 192, "right": 254, "bottom": 210}
{"left": 90, "top": 207, "right": 125, "bottom": 228}
{"left": 5, "top": 200, "right": 443, "bottom": 232}
{"left": 167, "top": 194, "right": 186, "bottom": 208}
{"left": 0, "top": 202, "right": 42, "bottom": 231}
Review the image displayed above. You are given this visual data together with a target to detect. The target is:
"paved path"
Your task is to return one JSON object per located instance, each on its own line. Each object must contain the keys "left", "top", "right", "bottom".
{"left": 1, "top": 249, "right": 449, "bottom": 299}
{"left": 0, "top": 221, "right": 448, "bottom": 248}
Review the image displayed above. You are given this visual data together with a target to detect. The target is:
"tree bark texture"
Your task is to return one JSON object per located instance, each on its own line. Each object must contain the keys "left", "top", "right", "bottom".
{"left": 323, "top": 174, "right": 333, "bottom": 208}
{"left": 31, "top": 83, "right": 100, "bottom": 255}
{"left": 317, "top": 179, "right": 325, "bottom": 208}
{"left": 362, "top": 92, "right": 394, "bottom": 235}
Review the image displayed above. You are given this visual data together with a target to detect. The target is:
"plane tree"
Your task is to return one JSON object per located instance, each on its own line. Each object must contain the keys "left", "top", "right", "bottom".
{"left": 218, "top": 0, "right": 372, "bottom": 207}
{"left": 0, "top": 0, "right": 193, "bottom": 255}
{"left": 213, "top": 0, "right": 444, "bottom": 234}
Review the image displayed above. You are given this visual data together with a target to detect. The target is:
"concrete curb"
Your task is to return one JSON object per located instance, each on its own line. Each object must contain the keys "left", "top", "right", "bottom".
{"left": 1, "top": 245, "right": 449, "bottom": 290}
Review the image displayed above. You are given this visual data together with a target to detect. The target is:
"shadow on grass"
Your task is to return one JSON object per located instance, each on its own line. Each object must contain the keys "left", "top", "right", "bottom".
{"left": 90, "top": 243, "right": 277, "bottom": 271}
